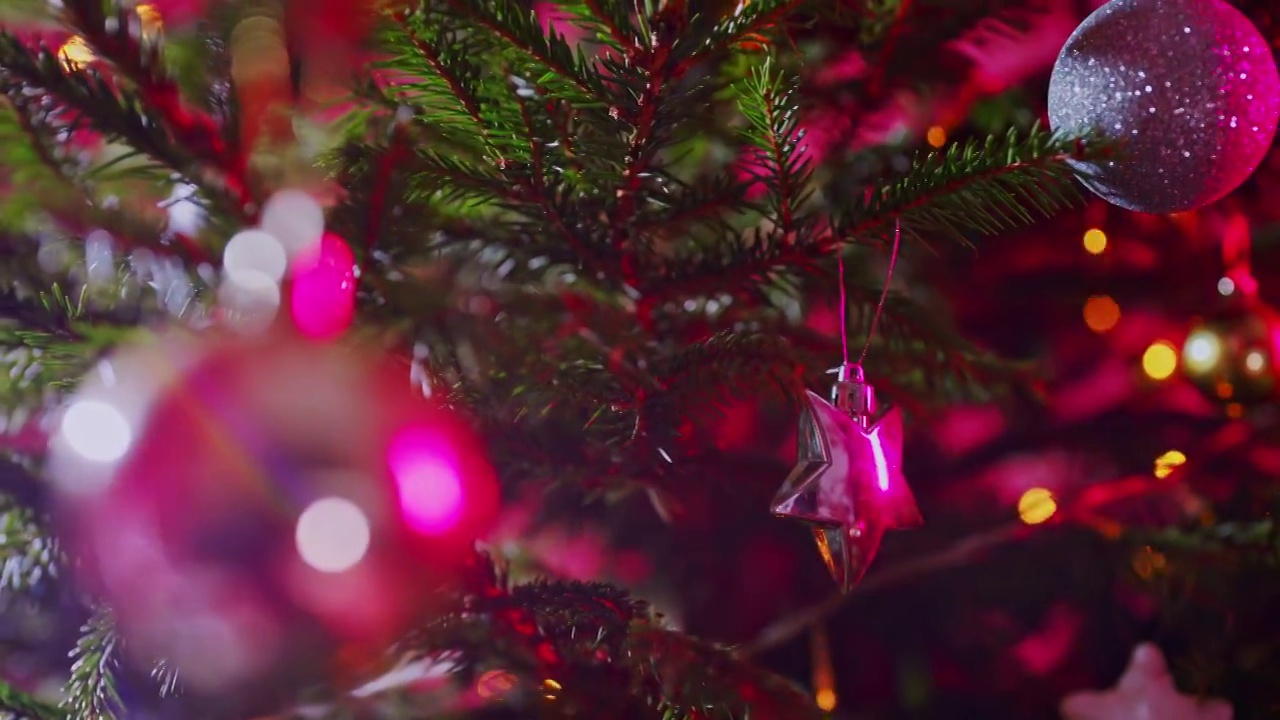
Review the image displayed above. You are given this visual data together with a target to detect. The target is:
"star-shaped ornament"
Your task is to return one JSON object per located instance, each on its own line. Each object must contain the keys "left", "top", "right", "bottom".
{"left": 1060, "top": 643, "right": 1232, "bottom": 720}
{"left": 772, "top": 368, "right": 921, "bottom": 592}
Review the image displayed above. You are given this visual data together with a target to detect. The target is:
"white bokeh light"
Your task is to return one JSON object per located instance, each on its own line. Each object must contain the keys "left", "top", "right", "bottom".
{"left": 1218, "top": 277, "right": 1236, "bottom": 296}
{"left": 222, "top": 229, "right": 288, "bottom": 283}
{"left": 217, "top": 271, "right": 281, "bottom": 334}
{"left": 295, "top": 497, "right": 371, "bottom": 573}
{"left": 1183, "top": 330, "right": 1222, "bottom": 374}
{"left": 60, "top": 399, "right": 132, "bottom": 463}
{"left": 1245, "top": 350, "right": 1267, "bottom": 373}
{"left": 260, "top": 190, "right": 325, "bottom": 259}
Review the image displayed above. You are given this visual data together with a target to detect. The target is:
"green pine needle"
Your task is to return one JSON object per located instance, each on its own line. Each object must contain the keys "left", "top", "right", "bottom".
{"left": 63, "top": 607, "right": 124, "bottom": 720}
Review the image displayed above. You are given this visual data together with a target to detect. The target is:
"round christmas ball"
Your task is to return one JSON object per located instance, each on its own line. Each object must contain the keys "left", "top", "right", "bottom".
{"left": 47, "top": 327, "right": 499, "bottom": 716}
{"left": 1181, "top": 298, "right": 1280, "bottom": 407}
{"left": 1047, "top": 0, "right": 1280, "bottom": 214}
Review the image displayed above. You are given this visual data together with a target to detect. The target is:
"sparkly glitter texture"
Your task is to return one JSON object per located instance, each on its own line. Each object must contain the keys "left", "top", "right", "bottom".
{"left": 1048, "top": 0, "right": 1280, "bottom": 214}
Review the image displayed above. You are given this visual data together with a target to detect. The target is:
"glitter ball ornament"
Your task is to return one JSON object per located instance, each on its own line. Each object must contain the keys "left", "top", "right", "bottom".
{"left": 47, "top": 327, "right": 499, "bottom": 716}
{"left": 1047, "top": 0, "right": 1280, "bottom": 214}
{"left": 1181, "top": 297, "right": 1280, "bottom": 407}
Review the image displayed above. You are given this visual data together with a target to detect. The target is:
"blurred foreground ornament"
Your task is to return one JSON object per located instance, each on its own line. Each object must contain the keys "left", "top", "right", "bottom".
{"left": 47, "top": 326, "right": 499, "bottom": 716}
{"left": 772, "top": 365, "right": 922, "bottom": 592}
{"left": 1047, "top": 0, "right": 1280, "bottom": 213}
{"left": 1060, "top": 643, "right": 1232, "bottom": 720}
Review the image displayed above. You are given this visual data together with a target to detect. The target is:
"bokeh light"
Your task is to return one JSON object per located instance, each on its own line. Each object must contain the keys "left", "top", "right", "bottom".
{"left": 1153, "top": 450, "right": 1186, "bottom": 479}
{"left": 1244, "top": 350, "right": 1267, "bottom": 374}
{"left": 816, "top": 688, "right": 837, "bottom": 711}
{"left": 1142, "top": 341, "right": 1178, "bottom": 380}
{"left": 289, "top": 233, "right": 356, "bottom": 340}
{"left": 387, "top": 426, "right": 465, "bottom": 535}
{"left": 58, "top": 37, "right": 95, "bottom": 69}
{"left": 261, "top": 190, "right": 325, "bottom": 259}
{"left": 136, "top": 4, "right": 164, "bottom": 37}
{"left": 1182, "top": 330, "right": 1222, "bottom": 374}
{"left": 60, "top": 400, "right": 132, "bottom": 463}
{"left": 223, "top": 229, "right": 288, "bottom": 283}
{"left": 1082, "top": 228, "right": 1107, "bottom": 254}
{"left": 926, "top": 125, "right": 947, "bottom": 148}
{"left": 295, "top": 497, "right": 371, "bottom": 573}
{"left": 1083, "top": 295, "right": 1121, "bottom": 333}
{"left": 1218, "top": 277, "right": 1236, "bottom": 296}
{"left": 1017, "top": 487, "right": 1057, "bottom": 525}
{"left": 218, "top": 271, "right": 281, "bottom": 334}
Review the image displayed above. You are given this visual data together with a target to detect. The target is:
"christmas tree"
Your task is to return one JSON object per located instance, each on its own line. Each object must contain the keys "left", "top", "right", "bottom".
{"left": 0, "top": 0, "right": 1278, "bottom": 718}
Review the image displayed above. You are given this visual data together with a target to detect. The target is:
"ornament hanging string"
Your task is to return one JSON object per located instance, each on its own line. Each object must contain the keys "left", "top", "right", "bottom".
{"left": 838, "top": 219, "right": 902, "bottom": 369}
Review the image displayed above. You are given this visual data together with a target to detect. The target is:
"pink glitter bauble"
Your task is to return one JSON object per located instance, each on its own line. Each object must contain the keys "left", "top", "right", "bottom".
{"left": 1048, "top": 0, "right": 1280, "bottom": 213}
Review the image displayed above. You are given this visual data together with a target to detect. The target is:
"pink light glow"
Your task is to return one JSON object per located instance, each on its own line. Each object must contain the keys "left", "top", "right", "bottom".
{"left": 386, "top": 426, "right": 464, "bottom": 535}
{"left": 870, "top": 428, "right": 890, "bottom": 492}
{"left": 289, "top": 233, "right": 356, "bottom": 340}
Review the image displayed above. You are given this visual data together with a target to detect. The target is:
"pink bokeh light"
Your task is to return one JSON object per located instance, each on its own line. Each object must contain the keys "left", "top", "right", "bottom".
{"left": 289, "top": 233, "right": 356, "bottom": 340}
{"left": 386, "top": 426, "right": 465, "bottom": 535}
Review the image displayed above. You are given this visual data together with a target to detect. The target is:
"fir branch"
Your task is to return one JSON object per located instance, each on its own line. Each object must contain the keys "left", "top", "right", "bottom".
{"left": 0, "top": 681, "right": 63, "bottom": 720}
{"left": 571, "top": 0, "right": 643, "bottom": 54}
{"left": 0, "top": 495, "right": 60, "bottom": 592}
{"left": 843, "top": 125, "right": 1102, "bottom": 244}
{"left": 0, "top": 34, "right": 244, "bottom": 221}
{"left": 63, "top": 607, "right": 124, "bottom": 720}
{"left": 438, "top": 0, "right": 616, "bottom": 112}
{"left": 56, "top": 0, "right": 247, "bottom": 209}
{"left": 735, "top": 56, "right": 813, "bottom": 237}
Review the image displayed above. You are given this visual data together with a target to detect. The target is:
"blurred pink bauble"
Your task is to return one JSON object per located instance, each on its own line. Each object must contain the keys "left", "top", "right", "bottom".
{"left": 47, "top": 327, "right": 499, "bottom": 715}
{"left": 289, "top": 232, "right": 357, "bottom": 340}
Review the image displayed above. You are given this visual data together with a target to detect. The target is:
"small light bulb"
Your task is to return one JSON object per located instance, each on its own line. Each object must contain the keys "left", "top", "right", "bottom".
{"left": 1218, "top": 277, "right": 1236, "bottom": 296}
{"left": 926, "top": 125, "right": 947, "bottom": 148}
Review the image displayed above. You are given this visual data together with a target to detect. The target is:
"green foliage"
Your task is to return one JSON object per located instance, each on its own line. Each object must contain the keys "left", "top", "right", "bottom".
{"left": 64, "top": 608, "right": 123, "bottom": 720}
{"left": 844, "top": 125, "right": 1102, "bottom": 245}
{"left": 0, "top": 493, "right": 59, "bottom": 592}
{"left": 0, "top": 681, "right": 63, "bottom": 720}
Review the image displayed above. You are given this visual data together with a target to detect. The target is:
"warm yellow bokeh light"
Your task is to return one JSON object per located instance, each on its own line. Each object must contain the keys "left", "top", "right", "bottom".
{"left": 1153, "top": 449, "right": 1186, "bottom": 479}
{"left": 1018, "top": 488, "right": 1057, "bottom": 525}
{"left": 136, "top": 4, "right": 164, "bottom": 37}
{"left": 1142, "top": 341, "right": 1178, "bottom": 380}
{"left": 926, "top": 125, "right": 947, "bottom": 148}
{"left": 816, "top": 688, "right": 837, "bottom": 712}
{"left": 1083, "top": 228, "right": 1108, "bottom": 254}
{"left": 1083, "top": 295, "right": 1121, "bottom": 333}
{"left": 58, "top": 36, "right": 96, "bottom": 70}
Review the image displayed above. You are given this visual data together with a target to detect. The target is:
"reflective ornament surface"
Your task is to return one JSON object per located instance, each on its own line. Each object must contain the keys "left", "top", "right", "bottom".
{"left": 772, "top": 368, "right": 922, "bottom": 592}
{"left": 1048, "top": 0, "right": 1280, "bottom": 213}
